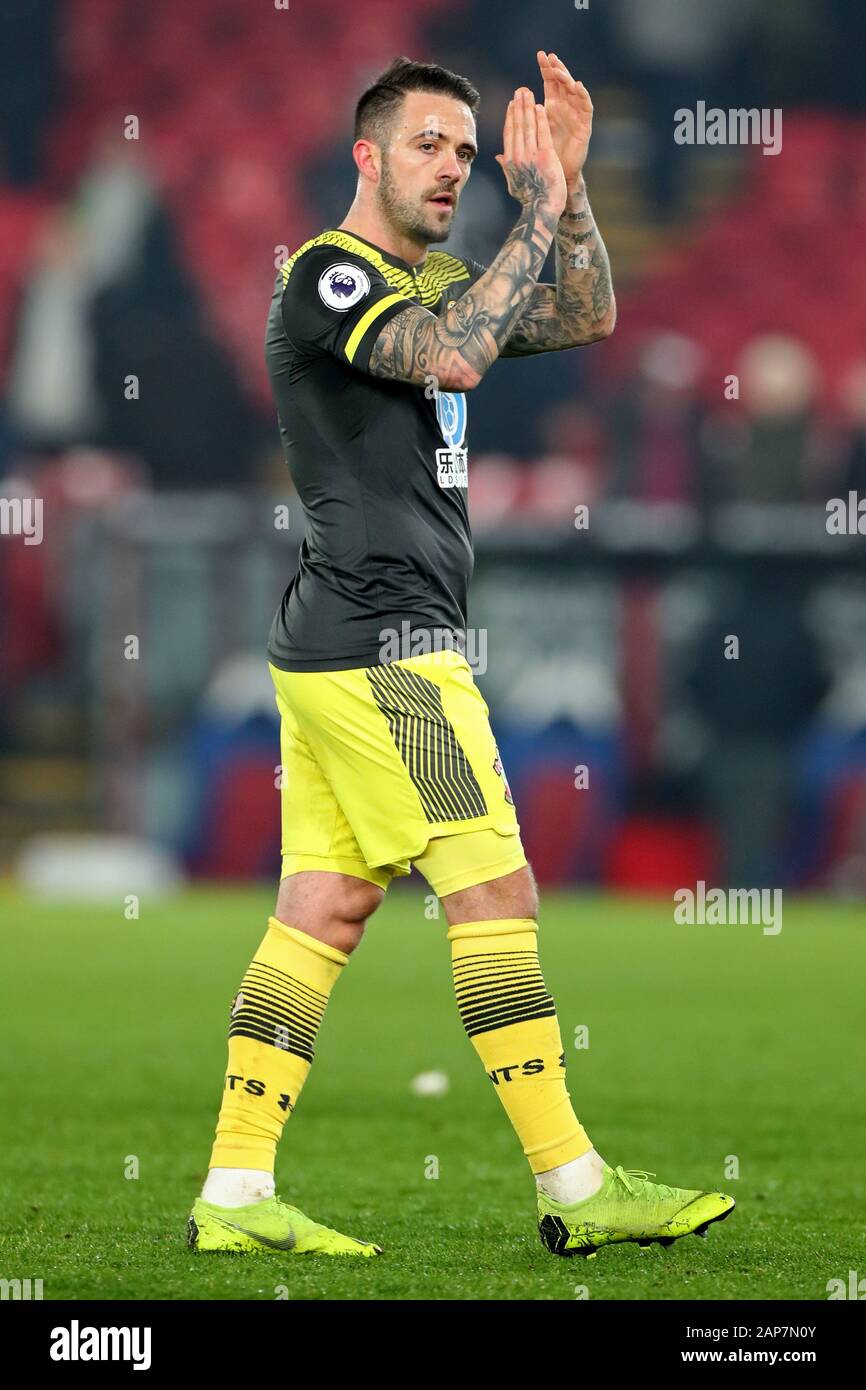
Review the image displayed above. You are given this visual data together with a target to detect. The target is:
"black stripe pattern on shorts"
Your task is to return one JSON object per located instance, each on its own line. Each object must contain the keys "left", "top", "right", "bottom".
{"left": 366, "top": 663, "right": 487, "bottom": 823}
{"left": 452, "top": 950, "right": 556, "bottom": 1038}
{"left": 228, "top": 961, "right": 327, "bottom": 1062}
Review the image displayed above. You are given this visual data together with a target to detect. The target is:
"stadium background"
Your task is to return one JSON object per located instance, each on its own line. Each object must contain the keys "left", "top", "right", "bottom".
{"left": 2, "top": 0, "right": 866, "bottom": 1308}
{"left": 3, "top": 0, "right": 866, "bottom": 898}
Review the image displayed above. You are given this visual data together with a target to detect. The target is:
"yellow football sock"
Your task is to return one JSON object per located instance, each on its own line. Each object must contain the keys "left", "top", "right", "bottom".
{"left": 209, "top": 916, "right": 347, "bottom": 1171}
{"left": 448, "top": 918, "right": 592, "bottom": 1174}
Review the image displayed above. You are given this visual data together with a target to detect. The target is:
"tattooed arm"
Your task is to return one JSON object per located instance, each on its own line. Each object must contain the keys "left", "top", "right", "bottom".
{"left": 368, "top": 198, "right": 558, "bottom": 390}
{"left": 500, "top": 178, "right": 615, "bottom": 355}
{"left": 369, "top": 89, "right": 567, "bottom": 391}
{"left": 495, "top": 55, "right": 615, "bottom": 354}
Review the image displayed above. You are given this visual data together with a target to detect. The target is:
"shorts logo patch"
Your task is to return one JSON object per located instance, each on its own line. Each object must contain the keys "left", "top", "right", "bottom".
{"left": 318, "top": 263, "right": 371, "bottom": 311}
{"left": 493, "top": 749, "right": 514, "bottom": 805}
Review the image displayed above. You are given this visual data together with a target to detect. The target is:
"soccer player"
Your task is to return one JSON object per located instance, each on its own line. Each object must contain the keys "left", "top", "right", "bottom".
{"left": 188, "top": 53, "right": 735, "bottom": 1259}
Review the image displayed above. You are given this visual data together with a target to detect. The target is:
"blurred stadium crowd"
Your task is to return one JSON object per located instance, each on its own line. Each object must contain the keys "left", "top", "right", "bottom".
{"left": 2, "top": 0, "right": 866, "bottom": 895}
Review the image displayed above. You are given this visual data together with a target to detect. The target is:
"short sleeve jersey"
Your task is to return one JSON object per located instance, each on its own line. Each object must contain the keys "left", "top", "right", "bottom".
{"left": 264, "top": 228, "right": 487, "bottom": 671}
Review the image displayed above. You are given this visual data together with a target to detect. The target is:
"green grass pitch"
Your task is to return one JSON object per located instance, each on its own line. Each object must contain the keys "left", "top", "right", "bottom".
{"left": 1, "top": 885, "right": 863, "bottom": 1301}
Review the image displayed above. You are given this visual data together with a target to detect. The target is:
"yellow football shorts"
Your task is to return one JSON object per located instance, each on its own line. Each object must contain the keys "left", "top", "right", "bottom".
{"left": 269, "top": 649, "right": 526, "bottom": 898}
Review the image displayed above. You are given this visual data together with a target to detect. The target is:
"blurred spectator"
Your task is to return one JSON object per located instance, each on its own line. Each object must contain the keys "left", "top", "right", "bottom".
{"left": 0, "top": 0, "right": 58, "bottom": 186}
{"left": 538, "top": 402, "right": 605, "bottom": 476}
{"left": 607, "top": 0, "right": 755, "bottom": 218}
{"left": 75, "top": 133, "right": 164, "bottom": 292}
{"left": 608, "top": 333, "right": 707, "bottom": 506}
{"left": 702, "top": 335, "right": 824, "bottom": 504}
{"left": 689, "top": 578, "right": 829, "bottom": 885}
{"left": 838, "top": 360, "right": 866, "bottom": 495}
{"left": 6, "top": 133, "right": 264, "bottom": 485}
{"left": 6, "top": 210, "right": 101, "bottom": 449}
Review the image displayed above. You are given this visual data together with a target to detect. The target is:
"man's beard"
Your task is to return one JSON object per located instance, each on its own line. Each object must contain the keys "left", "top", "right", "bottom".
{"left": 377, "top": 155, "right": 453, "bottom": 246}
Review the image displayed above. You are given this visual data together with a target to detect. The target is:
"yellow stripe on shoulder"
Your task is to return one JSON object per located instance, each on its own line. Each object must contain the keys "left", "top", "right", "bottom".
{"left": 344, "top": 292, "right": 408, "bottom": 364}
{"left": 277, "top": 233, "right": 473, "bottom": 344}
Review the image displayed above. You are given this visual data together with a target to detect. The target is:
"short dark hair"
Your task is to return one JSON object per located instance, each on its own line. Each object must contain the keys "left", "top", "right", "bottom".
{"left": 354, "top": 56, "right": 480, "bottom": 147}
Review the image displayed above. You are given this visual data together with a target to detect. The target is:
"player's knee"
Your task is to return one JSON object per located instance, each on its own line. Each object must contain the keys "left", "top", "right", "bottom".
{"left": 333, "top": 878, "right": 384, "bottom": 927}
{"left": 326, "top": 882, "right": 383, "bottom": 953}
{"left": 510, "top": 863, "right": 538, "bottom": 920}
{"left": 275, "top": 871, "right": 384, "bottom": 955}
{"left": 324, "top": 920, "right": 364, "bottom": 955}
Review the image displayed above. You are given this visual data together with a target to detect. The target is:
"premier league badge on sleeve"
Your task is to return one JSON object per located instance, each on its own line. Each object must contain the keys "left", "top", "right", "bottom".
{"left": 318, "top": 263, "right": 371, "bottom": 311}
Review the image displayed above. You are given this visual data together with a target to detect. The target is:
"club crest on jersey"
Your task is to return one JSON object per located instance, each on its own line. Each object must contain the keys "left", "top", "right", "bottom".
{"left": 318, "top": 263, "right": 371, "bottom": 311}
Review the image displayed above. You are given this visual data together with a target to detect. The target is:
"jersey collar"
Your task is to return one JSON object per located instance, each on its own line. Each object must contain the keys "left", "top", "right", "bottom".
{"left": 326, "top": 227, "right": 426, "bottom": 276}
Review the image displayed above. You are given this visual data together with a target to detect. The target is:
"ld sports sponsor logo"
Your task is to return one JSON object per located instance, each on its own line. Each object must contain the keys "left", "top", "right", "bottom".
{"left": 435, "top": 390, "right": 468, "bottom": 489}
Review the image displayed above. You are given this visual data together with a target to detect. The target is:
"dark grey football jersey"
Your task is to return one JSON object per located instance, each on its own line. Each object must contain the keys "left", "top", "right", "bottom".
{"left": 264, "top": 228, "right": 486, "bottom": 671}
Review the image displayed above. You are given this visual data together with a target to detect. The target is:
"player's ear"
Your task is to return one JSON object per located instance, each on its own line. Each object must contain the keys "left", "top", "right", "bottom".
{"left": 352, "top": 138, "right": 381, "bottom": 183}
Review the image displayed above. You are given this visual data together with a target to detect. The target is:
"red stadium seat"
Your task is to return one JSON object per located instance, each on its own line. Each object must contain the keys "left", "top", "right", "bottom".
{"left": 603, "top": 817, "right": 718, "bottom": 894}
{"left": 36, "top": 0, "right": 458, "bottom": 401}
{"left": 613, "top": 114, "right": 865, "bottom": 413}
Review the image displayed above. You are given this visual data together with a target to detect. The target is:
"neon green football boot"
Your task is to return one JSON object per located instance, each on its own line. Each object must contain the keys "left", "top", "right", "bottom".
{"left": 538, "top": 1165, "right": 735, "bottom": 1259}
{"left": 187, "top": 1195, "right": 383, "bottom": 1257}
